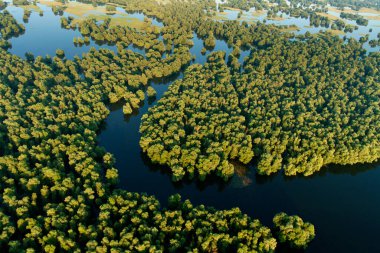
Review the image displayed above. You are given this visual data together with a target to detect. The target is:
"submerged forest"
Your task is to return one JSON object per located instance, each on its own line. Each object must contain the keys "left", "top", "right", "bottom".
{"left": 0, "top": 0, "right": 379, "bottom": 252}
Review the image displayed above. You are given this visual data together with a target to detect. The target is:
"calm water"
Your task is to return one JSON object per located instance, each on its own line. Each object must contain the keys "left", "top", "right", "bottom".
{"left": 4, "top": 2, "right": 163, "bottom": 58}
{"left": 5, "top": 2, "right": 380, "bottom": 252}
{"left": 5, "top": 3, "right": 118, "bottom": 59}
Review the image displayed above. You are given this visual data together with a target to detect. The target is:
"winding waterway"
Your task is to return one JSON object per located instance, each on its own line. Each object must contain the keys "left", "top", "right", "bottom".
{"left": 4, "top": 1, "right": 380, "bottom": 252}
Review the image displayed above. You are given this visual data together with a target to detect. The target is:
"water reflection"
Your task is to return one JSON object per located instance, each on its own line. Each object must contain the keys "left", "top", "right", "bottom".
{"left": 4, "top": 2, "right": 165, "bottom": 59}
{"left": 4, "top": 3, "right": 117, "bottom": 58}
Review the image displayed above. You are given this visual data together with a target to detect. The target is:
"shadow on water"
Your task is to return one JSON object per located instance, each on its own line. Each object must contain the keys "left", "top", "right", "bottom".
{"left": 234, "top": 157, "right": 380, "bottom": 185}
{"left": 276, "top": 243, "right": 307, "bottom": 253}
{"left": 282, "top": 161, "right": 380, "bottom": 182}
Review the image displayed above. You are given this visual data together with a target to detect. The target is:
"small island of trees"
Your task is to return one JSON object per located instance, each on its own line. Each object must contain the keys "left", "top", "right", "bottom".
{"left": 273, "top": 213, "right": 316, "bottom": 249}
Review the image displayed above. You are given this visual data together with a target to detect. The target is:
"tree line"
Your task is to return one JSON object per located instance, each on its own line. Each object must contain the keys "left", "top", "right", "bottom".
{"left": 340, "top": 12, "right": 368, "bottom": 26}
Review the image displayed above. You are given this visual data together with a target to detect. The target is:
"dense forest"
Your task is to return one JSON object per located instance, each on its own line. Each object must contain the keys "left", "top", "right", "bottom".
{"left": 0, "top": 0, "right": 322, "bottom": 251}
{"left": 1, "top": 0, "right": 379, "bottom": 250}
{"left": 140, "top": 34, "right": 380, "bottom": 180}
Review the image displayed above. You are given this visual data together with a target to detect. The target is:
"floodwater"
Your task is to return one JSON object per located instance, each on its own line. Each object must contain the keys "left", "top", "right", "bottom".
{"left": 4, "top": 1, "right": 380, "bottom": 252}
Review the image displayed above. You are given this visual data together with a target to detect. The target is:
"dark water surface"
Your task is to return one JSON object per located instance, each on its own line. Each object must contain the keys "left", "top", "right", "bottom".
{"left": 98, "top": 80, "right": 380, "bottom": 253}
{"left": 5, "top": 2, "right": 380, "bottom": 252}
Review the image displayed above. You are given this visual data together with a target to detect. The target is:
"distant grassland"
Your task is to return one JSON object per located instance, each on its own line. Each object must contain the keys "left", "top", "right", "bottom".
{"left": 109, "top": 17, "right": 146, "bottom": 29}
{"left": 327, "top": 29, "right": 345, "bottom": 35}
{"left": 317, "top": 12, "right": 340, "bottom": 20}
{"left": 321, "top": 7, "right": 380, "bottom": 21}
{"left": 252, "top": 10, "right": 266, "bottom": 17}
{"left": 71, "top": 14, "right": 147, "bottom": 29}
{"left": 19, "top": 4, "right": 42, "bottom": 12}
{"left": 364, "top": 15, "right": 380, "bottom": 21}
{"left": 357, "top": 7, "right": 380, "bottom": 15}
{"left": 38, "top": 0, "right": 151, "bottom": 30}
{"left": 223, "top": 6, "right": 242, "bottom": 11}
{"left": 328, "top": 6, "right": 380, "bottom": 16}
{"left": 38, "top": 1, "right": 123, "bottom": 16}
